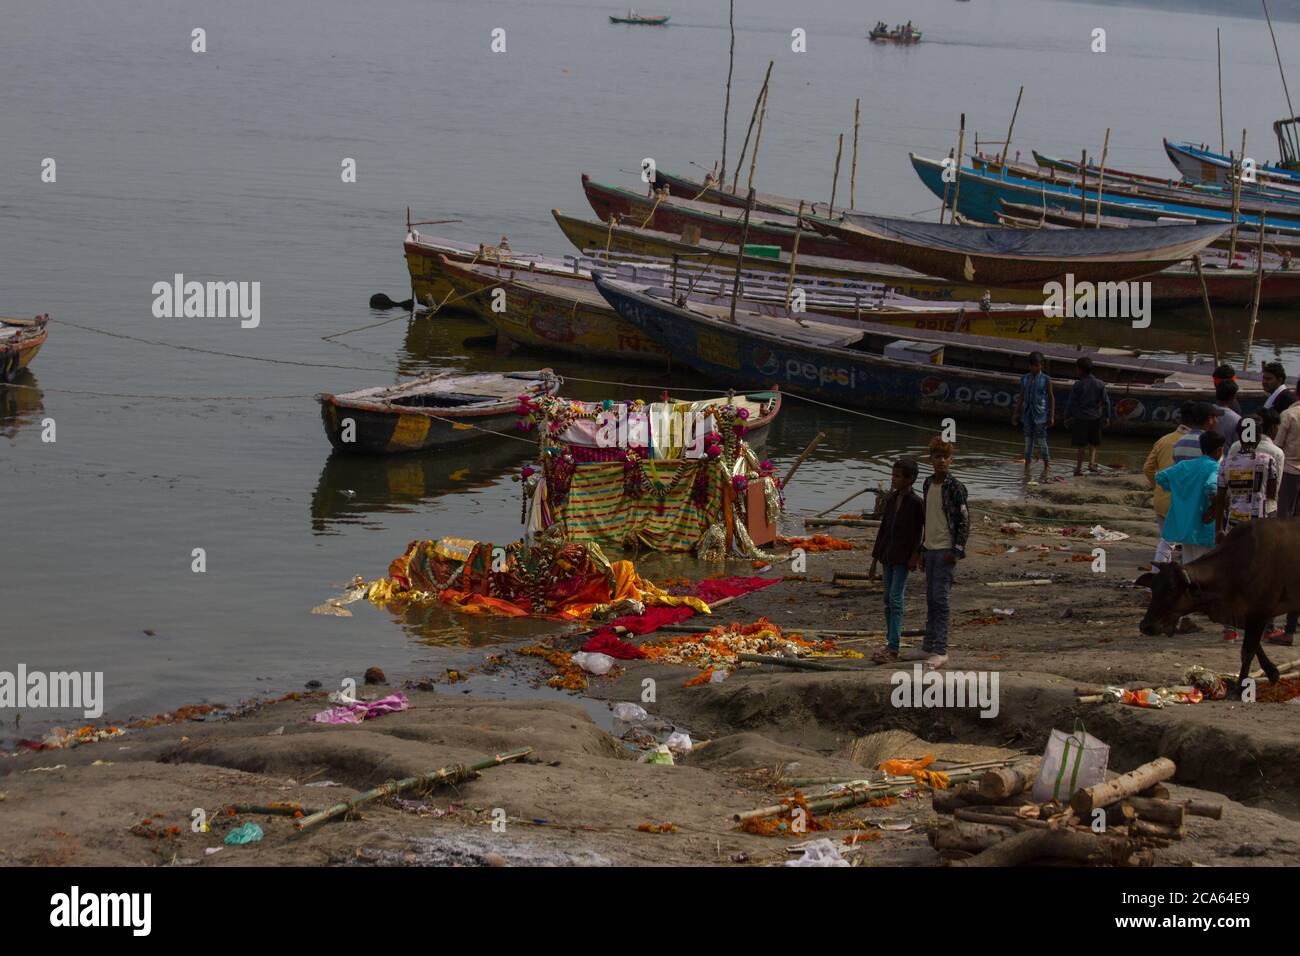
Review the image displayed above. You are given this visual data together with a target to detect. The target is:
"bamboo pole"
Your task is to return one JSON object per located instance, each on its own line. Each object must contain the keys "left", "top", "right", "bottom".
{"left": 815, "top": 485, "right": 874, "bottom": 517}
{"left": 1245, "top": 213, "right": 1267, "bottom": 369}
{"left": 1263, "top": 0, "right": 1298, "bottom": 161}
{"left": 830, "top": 133, "right": 844, "bottom": 216}
{"left": 949, "top": 114, "right": 967, "bottom": 222}
{"left": 1079, "top": 150, "right": 1088, "bottom": 227}
{"left": 1193, "top": 255, "right": 1221, "bottom": 367}
{"left": 939, "top": 148, "right": 955, "bottom": 224}
{"left": 784, "top": 200, "right": 805, "bottom": 312}
{"left": 1217, "top": 29, "right": 1226, "bottom": 156}
{"left": 732, "top": 61, "right": 774, "bottom": 191}
{"left": 1000, "top": 86, "right": 1024, "bottom": 166}
{"left": 1095, "top": 128, "right": 1110, "bottom": 228}
{"left": 1229, "top": 129, "right": 1246, "bottom": 261}
{"left": 746, "top": 87, "right": 769, "bottom": 195}
{"left": 296, "top": 749, "right": 532, "bottom": 831}
{"left": 851, "top": 97, "right": 861, "bottom": 209}
{"left": 782, "top": 431, "right": 826, "bottom": 487}
{"left": 728, "top": 187, "right": 756, "bottom": 325}
{"left": 721, "top": 0, "right": 735, "bottom": 177}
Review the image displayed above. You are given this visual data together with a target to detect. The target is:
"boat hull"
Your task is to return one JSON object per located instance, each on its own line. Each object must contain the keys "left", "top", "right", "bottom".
{"left": 319, "top": 398, "right": 529, "bottom": 454}
{"left": 593, "top": 276, "right": 1243, "bottom": 436}
{"left": 1, "top": 322, "right": 48, "bottom": 383}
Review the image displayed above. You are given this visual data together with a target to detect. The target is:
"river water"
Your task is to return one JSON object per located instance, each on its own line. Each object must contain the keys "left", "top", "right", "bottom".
{"left": 3, "top": 0, "right": 1299, "bottom": 736}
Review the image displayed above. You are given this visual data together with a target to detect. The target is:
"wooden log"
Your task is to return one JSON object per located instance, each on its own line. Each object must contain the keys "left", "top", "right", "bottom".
{"left": 953, "top": 807, "right": 1048, "bottom": 830}
{"left": 803, "top": 516, "right": 879, "bottom": 528}
{"left": 978, "top": 758, "right": 1042, "bottom": 800}
{"left": 1121, "top": 796, "right": 1186, "bottom": 827}
{"left": 986, "top": 578, "right": 1052, "bottom": 588}
{"left": 1184, "top": 800, "right": 1224, "bottom": 820}
{"left": 1070, "top": 758, "right": 1176, "bottom": 816}
{"left": 949, "top": 827, "right": 1141, "bottom": 867}
{"left": 1140, "top": 783, "right": 1171, "bottom": 800}
{"left": 1131, "top": 818, "right": 1184, "bottom": 841}
{"left": 295, "top": 748, "right": 532, "bottom": 831}
{"left": 929, "top": 820, "right": 1013, "bottom": 854}
{"left": 931, "top": 789, "right": 976, "bottom": 815}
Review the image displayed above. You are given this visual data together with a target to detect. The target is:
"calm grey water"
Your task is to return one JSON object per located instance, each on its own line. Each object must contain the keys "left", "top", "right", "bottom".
{"left": 4, "top": 0, "right": 1300, "bottom": 736}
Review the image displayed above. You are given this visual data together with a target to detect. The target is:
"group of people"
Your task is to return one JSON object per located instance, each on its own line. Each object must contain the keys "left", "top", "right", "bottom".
{"left": 1014, "top": 352, "right": 1112, "bottom": 479}
{"left": 873, "top": 20, "right": 918, "bottom": 38}
{"left": 1142, "top": 361, "right": 1300, "bottom": 645}
{"left": 866, "top": 436, "right": 969, "bottom": 670}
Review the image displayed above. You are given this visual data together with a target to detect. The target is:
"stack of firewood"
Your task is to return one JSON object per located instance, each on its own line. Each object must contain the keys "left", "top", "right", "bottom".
{"left": 927, "top": 757, "right": 1224, "bottom": 867}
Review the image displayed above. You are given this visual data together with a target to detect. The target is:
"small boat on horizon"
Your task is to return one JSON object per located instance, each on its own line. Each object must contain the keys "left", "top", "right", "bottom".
{"left": 609, "top": 11, "right": 670, "bottom": 25}
{"left": 1, "top": 314, "right": 49, "bottom": 383}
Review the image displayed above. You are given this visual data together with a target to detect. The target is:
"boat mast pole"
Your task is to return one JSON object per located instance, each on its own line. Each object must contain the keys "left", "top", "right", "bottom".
{"left": 1078, "top": 150, "right": 1088, "bottom": 227}
{"left": 721, "top": 0, "right": 735, "bottom": 178}
{"left": 948, "top": 113, "right": 967, "bottom": 223}
{"left": 729, "top": 187, "right": 756, "bottom": 325}
{"left": 1262, "top": 0, "right": 1299, "bottom": 161}
{"left": 830, "top": 133, "right": 844, "bottom": 216}
{"left": 1245, "top": 213, "right": 1267, "bottom": 370}
{"left": 732, "top": 61, "right": 774, "bottom": 192}
{"left": 785, "top": 201, "right": 807, "bottom": 326}
{"left": 1217, "top": 29, "right": 1226, "bottom": 156}
{"left": 851, "top": 97, "right": 861, "bottom": 210}
{"left": 1229, "top": 128, "right": 1246, "bottom": 262}
{"left": 1095, "top": 128, "right": 1110, "bottom": 228}
{"left": 999, "top": 86, "right": 1024, "bottom": 170}
{"left": 1193, "top": 255, "right": 1221, "bottom": 368}
{"left": 746, "top": 87, "right": 769, "bottom": 197}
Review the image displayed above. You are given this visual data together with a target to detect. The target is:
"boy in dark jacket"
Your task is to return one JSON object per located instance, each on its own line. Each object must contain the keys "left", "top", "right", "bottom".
{"left": 868, "top": 457, "right": 925, "bottom": 663}
{"left": 905, "top": 436, "right": 969, "bottom": 670}
{"left": 1064, "top": 355, "right": 1111, "bottom": 476}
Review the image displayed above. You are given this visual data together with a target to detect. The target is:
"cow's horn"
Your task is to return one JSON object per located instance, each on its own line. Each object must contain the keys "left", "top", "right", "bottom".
{"left": 1176, "top": 564, "right": 1193, "bottom": 588}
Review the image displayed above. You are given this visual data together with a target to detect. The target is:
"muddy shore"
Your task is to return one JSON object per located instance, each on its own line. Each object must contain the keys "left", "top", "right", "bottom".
{"left": 4, "top": 474, "right": 1299, "bottom": 867}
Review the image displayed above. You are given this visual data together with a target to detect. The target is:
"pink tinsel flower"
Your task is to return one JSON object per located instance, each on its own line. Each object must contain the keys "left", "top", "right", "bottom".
{"left": 759, "top": 459, "right": 773, "bottom": 472}
{"left": 521, "top": 466, "right": 535, "bottom": 479}
{"left": 705, "top": 444, "right": 722, "bottom": 458}
{"left": 737, "top": 407, "right": 750, "bottom": 420}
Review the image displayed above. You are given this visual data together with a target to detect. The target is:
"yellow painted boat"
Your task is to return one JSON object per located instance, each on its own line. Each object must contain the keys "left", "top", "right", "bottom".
{"left": 1, "top": 314, "right": 49, "bottom": 382}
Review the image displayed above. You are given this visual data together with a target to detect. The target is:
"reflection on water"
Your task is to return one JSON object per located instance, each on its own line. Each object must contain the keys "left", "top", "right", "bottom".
{"left": 0, "top": 372, "right": 43, "bottom": 439}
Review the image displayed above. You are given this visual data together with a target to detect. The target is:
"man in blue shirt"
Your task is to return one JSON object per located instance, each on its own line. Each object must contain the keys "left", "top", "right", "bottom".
{"left": 1012, "top": 351, "right": 1054, "bottom": 479}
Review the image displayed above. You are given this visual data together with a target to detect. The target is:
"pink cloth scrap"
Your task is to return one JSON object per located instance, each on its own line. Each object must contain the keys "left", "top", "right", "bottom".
{"left": 311, "top": 691, "right": 409, "bottom": 725}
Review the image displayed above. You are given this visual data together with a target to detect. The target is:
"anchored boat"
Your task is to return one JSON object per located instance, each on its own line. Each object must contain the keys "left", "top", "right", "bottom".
{"left": 319, "top": 369, "right": 561, "bottom": 454}
{"left": 1, "top": 314, "right": 49, "bottom": 383}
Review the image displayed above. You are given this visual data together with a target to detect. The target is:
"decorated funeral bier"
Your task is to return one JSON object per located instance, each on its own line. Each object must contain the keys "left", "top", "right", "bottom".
{"left": 517, "top": 392, "right": 783, "bottom": 558}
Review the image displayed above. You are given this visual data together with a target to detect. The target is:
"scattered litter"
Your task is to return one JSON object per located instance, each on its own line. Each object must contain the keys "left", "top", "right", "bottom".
{"left": 875, "top": 818, "right": 914, "bottom": 831}
{"left": 311, "top": 691, "right": 409, "bottom": 725}
{"left": 22, "top": 764, "right": 66, "bottom": 773}
{"left": 612, "top": 702, "right": 649, "bottom": 723}
{"left": 91, "top": 759, "right": 113, "bottom": 766}
{"left": 991, "top": 608, "right": 1015, "bottom": 617}
{"left": 637, "top": 822, "right": 679, "bottom": 833}
{"left": 784, "top": 838, "right": 850, "bottom": 867}
{"left": 639, "top": 745, "right": 674, "bottom": 765}
{"left": 204, "top": 847, "right": 223, "bottom": 856}
{"left": 1088, "top": 525, "right": 1129, "bottom": 542}
{"left": 665, "top": 731, "right": 693, "bottom": 753}
{"left": 304, "top": 780, "right": 342, "bottom": 788}
{"left": 267, "top": 726, "right": 285, "bottom": 736}
{"left": 570, "top": 652, "right": 615, "bottom": 676}
{"left": 999, "top": 521, "right": 1024, "bottom": 534}
{"left": 223, "top": 822, "right": 264, "bottom": 845}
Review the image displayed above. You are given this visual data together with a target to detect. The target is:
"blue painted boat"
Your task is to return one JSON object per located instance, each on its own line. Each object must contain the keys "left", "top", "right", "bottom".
{"left": 1165, "top": 140, "right": 1300, "bottom": 187}
{"left": 591, "top": 272, "right": 1255, "bottom": 436}
{"left": 909, "top": 154, "right": 1300, "bottom": 231}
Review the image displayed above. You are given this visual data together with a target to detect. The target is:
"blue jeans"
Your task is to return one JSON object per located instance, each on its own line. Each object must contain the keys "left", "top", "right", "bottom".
{"left": 881, "top": 563, "right": 909, "bottom": 650}
{"left": 923, "top": 548, "right": 956, "bottom": 655}
{"left": 1023, "top": 422, "right": 1050, "bottom": 464}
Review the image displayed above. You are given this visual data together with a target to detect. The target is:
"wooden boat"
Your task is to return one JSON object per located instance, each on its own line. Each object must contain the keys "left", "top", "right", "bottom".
{"left": 439, "top": 255, "right": 1063, "bottom": 355}
{"left": 811, "top": 213, "right": 1227, "bottom": 287}
{"left": 552, "top": 209, "right": 1057, "bottom": 304}
{"left": 911, "top": 154, "right": 1300, "bottom": 230}
{"left": 609, "top": 12, "right": 670, "bottom": 25}
{"left": 1, "top": 314, "right": 49, "bottom": 383}
{"left": 869, "top": 28, "right": 922, "bottom": 43}
{"left": 405, "top": 231, "right": 557, "bottom": 310}
{"left": 319, "top": 370, "right": 560, "bottom": 454}
{"left": 592, "top": 272, "right": 1257, "bottom": 436}
{"left": 1165, "top": 139, "right": 1300, "bottom": 188}
{"left": 1031, "top": 149, "right": 1300, "bottom": 201}
{"left": 650, "top": 168, "right": 830, "bottom": 217}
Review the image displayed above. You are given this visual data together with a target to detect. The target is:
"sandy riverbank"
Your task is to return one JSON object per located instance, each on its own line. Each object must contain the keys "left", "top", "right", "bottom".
{"left": 4, "top": 474, "right": 1299, "bottom": 866}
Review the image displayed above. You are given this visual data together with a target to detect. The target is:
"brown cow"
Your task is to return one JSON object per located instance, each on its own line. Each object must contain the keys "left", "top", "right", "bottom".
{"left": 1136, "top": 518, "right": 1300, "bottom": 692}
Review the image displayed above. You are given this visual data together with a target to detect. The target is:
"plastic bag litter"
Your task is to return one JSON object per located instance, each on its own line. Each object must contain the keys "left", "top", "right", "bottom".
{"left": 639, "top": 745, "right": 674, "bottom": 765}
{"left": 612, "top": 702, "right": 649, "bottom": 723}
{"left": 1032, "top": 725, "right": 1109, "bottom": 803}
{"left": 571, "top": 652, "right": 615, "bottom": 676}
{"left": 223, "top": 822, "right": 264, "bottom": 846}
{"left": 784, "top": 838, "right": 850, "bottom": 867}
{"left": 665, "top": 731, "right": 693, "bottom": 753}
{"left": 991, "top": 608, "right": 1015, "bottom": 617}
{"left": 709, "top": 669, "right": 728, "bottom": 683}
{"left": 1089, "top": 525, "right": 1129, "bottom": 542}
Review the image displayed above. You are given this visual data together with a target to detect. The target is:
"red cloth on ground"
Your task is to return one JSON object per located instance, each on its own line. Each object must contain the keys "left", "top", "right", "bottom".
{"left": 579, "top": 576, "right": 781, "bottom": 658}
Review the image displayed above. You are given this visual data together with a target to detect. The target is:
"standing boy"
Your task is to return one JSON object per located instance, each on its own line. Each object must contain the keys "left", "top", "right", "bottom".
{"left": 868, "top": 457, "right": 925, "bottom": 664}
{"left": 1143, "top": 402, "right": 1194, "bottom": 565}
{"left": 1154, "top": 430, "right": 1224, "bottom": 567}
{"left": 1063, "top": 355, "right": 1110, "bottom": 476}
{"left": 1013, "top": 351, "right": 1054, "bottom": 478}
{"left": 903, "top": 436, "right": 969, "bottom": 670}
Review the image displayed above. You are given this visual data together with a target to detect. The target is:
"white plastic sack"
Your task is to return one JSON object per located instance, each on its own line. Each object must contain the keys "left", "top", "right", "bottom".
{"left": 612, "top": 702, "right": 649, "bottom": 723}
{"left": 1032, "top": 726, "right": 1110, "bottom": 803}
{"left": 665, "top": 731, "right": 693, "bottom": 753}
{"left": 571, "top": 652, "right": 615, "bottom": 675}
{"left": 784, "top": 838, "right": 850, "bottom": 867}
